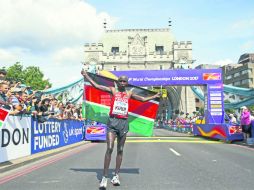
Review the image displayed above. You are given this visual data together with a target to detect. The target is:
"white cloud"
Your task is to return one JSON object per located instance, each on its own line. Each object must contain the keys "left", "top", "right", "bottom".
{"left": 0, "top": 0, "right": 115, "bottom": 50}
{"left": 0, "top": 0, "right": 116, "bottom": 87}
{"left": 51, "top": 46, "right": 84, "bottom": 66}
{"left": 0, "top": 49, "right": 17, "bottom": 65}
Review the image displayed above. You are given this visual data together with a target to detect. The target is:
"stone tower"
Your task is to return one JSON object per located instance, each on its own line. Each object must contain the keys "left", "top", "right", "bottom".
{"left": 84, "top": 28, "right": 196, "bottom": 119}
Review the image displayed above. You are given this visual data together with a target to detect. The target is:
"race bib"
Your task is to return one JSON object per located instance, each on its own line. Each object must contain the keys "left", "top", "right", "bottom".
{"left": 112, "top": 100, "right": 128, "bottom": 116}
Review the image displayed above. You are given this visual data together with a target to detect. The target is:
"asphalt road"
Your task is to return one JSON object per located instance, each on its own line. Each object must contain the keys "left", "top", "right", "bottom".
{"left": 1, "top": 128, "right": 254, "bottom": 190}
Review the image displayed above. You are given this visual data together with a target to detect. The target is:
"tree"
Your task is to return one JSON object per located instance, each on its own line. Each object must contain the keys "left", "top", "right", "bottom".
{"left": 6, "top": 62, "right": 52, "bottom": 90}
{"left": 23, "top": 66, "right": 51, "bottom": 90}
{"left": 6, "top": 62, "right": 24, "bottom": 83}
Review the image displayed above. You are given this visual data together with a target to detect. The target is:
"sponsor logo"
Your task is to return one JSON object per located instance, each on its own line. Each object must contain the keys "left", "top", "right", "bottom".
{"left": 203, "top": 73, "right": 221, "bottom": 80}
{"left": 86, "top": 126, "right": 105, "bottom": 134}
{"left": 211, "top": 112, "right": 222, "bottom": 116}
{"left": 210, "top": 93, "right": 221, "bottom": 96}
{"left": 229, "top": 126, "right": 242, "bottom": 134}
{"left": 209, "top": 85, "right": 222, "bottom": 89}
{"left": 211, "top": 104, "right": 222, "bottom": 108}
{"left": 63, "top": 123, "right": 69, "bottom": 144}
{"left": 210, "top": 97, "right": 222, "bottom": 100}
{"left": 210, "top": 108, "right": 222, "bottom": 112}
{"left": 33, "top": 121, "right": 61, "bottom": 150}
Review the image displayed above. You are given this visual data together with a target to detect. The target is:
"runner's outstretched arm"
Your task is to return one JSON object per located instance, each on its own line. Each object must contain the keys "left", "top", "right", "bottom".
{"left": 81, "top": 69, "right": 112, "bottom": 93}
{"left": 131, "top": 92, "right": 161, "bottom": 102}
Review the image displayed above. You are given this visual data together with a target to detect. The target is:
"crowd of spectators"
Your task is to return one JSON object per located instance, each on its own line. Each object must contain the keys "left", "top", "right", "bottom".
{"left": 227, "top": 106, "right": 254, "bottom": 140}
{"left": 0, "top": 69, "right": 83, "bottom": 122}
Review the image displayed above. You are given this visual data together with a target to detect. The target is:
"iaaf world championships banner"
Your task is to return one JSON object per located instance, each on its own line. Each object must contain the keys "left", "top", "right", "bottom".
{"left": 111, "top": 69, "right": 222, "bottom": 86}
{"left": 110, "top": 69, "right": 224, "bottom": 124}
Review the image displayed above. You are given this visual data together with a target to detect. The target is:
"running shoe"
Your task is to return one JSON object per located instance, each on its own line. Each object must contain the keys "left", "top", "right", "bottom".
{"left": 99, "top": 176, "right": 108, "bottom": 189}
{"left": 111, "top": 174, "right": 120, "bottom": 186}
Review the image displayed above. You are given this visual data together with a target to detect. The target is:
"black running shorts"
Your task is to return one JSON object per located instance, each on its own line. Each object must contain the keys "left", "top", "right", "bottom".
{"left": 107, "top": 116, "right": 129, "bottom": 137}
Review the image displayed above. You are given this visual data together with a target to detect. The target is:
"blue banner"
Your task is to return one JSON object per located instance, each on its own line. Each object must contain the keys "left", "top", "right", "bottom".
{"left": 31, "top": 118, "right": 85, "bottom": 154}
{"left": 112, "top": 69, "right": 222, "bottom": 86}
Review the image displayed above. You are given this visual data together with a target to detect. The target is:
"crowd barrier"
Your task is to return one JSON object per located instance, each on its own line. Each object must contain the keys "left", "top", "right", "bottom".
{"left": 0, "top": 115, "right": 85, "bottom": 163}
{"left": 166, "top": 124, "right": 193, "bottom": 133}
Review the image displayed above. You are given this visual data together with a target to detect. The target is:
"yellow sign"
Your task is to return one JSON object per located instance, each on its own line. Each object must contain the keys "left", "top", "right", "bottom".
{"left": 152, "top": 88, "right": 167, "bottom": 98}
{"left": 210, "top": 104, "right": 222, "bottom": 108}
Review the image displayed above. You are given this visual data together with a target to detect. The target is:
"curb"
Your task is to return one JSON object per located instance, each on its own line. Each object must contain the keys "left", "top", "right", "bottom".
{"left": 0, "top": 141, "right": 90, "bottom": 174}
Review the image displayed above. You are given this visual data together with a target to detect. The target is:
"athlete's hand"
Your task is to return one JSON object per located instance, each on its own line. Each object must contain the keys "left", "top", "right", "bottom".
{"left": 154, "top": 92, "right": 161, "bottom": 99}
{"left": 81, "top": 69, "right": 88, "bottom": 77}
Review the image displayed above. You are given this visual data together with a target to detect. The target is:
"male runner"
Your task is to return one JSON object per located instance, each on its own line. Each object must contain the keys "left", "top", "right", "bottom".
{"left": 81, "top": 70, "right": 160, "bottom": 189}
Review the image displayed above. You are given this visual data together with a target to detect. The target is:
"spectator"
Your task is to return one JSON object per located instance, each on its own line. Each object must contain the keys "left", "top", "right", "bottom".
{"left": 229, "top": 113, "right": 237, "bottom": 124}
{"left": 9, "top": 88, "right": 22, "bottom": 113}
{"left": 37, "top": 98, "right": 50, "bottom": 122}
{"left": 18, "top": 92, "right": 29, "bottom": 113}
{"left": 29, "top": 96, "right": 40, "bottom": 116}
{"left": 240, "top": 106, "right": 252, "bottom": 139}
{"left": 63, "top": 102, "right": 73, "bottom": 119}
{"left": 39, "top": 98, "right": 50, "bottom": 113}
{"left": 55, "top": 102, "right": 64, "bottom": 119}
{"left": 0, "top": 69, "right": 7, "bottom": 83}
{"left": 48, "top": 98, "right": 59, "bottom": 117}
{"left": 250, "top": 110, "right": 254, "bottom": 121}
{"left": 0, "top": 82, "right": 11, "bottom": 110}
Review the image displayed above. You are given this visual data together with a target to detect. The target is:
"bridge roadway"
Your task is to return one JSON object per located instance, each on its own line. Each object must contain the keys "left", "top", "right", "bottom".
{"left": 0, "top": 128, "right": 254, "bottom": 190}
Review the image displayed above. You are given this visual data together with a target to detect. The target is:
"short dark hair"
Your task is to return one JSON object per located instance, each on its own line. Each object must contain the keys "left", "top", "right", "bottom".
{"left": 0, "top": 69, "right": 7, "bottom": 75}
{"left": 118, "top": 76, "right": 128, "bottom": 82}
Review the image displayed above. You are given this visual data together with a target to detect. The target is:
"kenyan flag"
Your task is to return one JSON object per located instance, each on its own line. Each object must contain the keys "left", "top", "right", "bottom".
{"left": 83, "top": 73, "right": 160, "bottom": 136}
{"left": 0, "top": 107, "right": 9, "bottom": 128}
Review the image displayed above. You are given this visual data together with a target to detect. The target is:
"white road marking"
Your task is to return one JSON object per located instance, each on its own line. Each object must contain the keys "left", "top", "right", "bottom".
{"left": 169, "top": 148, "right": 181, "bottom": 156}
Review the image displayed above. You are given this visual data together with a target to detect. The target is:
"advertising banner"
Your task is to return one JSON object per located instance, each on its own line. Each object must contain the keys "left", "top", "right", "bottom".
{"left": 207, "top": 84, "right": 224, "bottom": 123}
{"left": 0, "top": 116, "right": 31, "bottom": 163}
{"left": 110, "top": 69, "right": 223, "bottom": 124}
{"left": 193, "top": 123, "right": 243, "bottom": 141}
{"left": 85, "top": 124, "right": 107, "bottom": 141}
{"left": 31, "top": 118, "right": 84, "bottom": 154}
{"left": 111, "top": 69, "right": 222, "bottom": 86}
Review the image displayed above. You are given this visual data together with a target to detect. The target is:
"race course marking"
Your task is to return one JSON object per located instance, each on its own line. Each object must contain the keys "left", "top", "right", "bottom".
{"left": 169, "top": 148, "right": 181, "bottom": 156}
{"left": 125, "top": 140, "right": 221, "bottom": 143}
{"left": 125, "top": 137, "right": 222, "bottom": 143}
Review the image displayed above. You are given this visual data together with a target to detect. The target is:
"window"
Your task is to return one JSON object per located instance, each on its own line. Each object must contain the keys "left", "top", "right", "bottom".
{"left": 113, "top": 66, "right": 117, "bottom": 71}
{"left": 233, "top": 72, "right": 240, "bottom": 77}
{"left": 160, "top": 65, "right": 163, "bottom": 70}
{"left": 111, "top": 47, "right": 119, "bottom": 54}
{"left": 155, "top": 46, "right": 164, "bottom": 54}
{"left": 241, "top": 69, "right": 252, "bottom": 75}
{"left": 234, "top": 81, "right": 240, "bottom": 86}
{"left": 226, "top": 75, "right": 232, "bottom": 80}
{"left": 242, "top": 79, "right": 252, "bottom": 84}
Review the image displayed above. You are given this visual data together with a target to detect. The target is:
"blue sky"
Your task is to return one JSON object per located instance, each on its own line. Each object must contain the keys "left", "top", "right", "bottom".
{"left": 0, "top": 0, "right": 253, "bottom": 87}
{"left": 87, "top": 0, "right": 254, "bottom": 64}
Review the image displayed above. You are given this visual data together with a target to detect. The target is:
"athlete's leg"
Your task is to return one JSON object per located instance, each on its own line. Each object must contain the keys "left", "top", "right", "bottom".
{"left": 115, "top": 133, "right": 127, "bottom": 175}
{"left": 103, "top": 131, "right": 116, "bottom": 177}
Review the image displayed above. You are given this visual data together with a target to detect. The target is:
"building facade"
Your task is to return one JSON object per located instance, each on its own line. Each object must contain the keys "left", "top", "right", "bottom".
{"left": 222, "top": 53, "right": 254, "bottom": 88}
{"left": 84, "top": 28, "right": 196, "bottom": 120}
